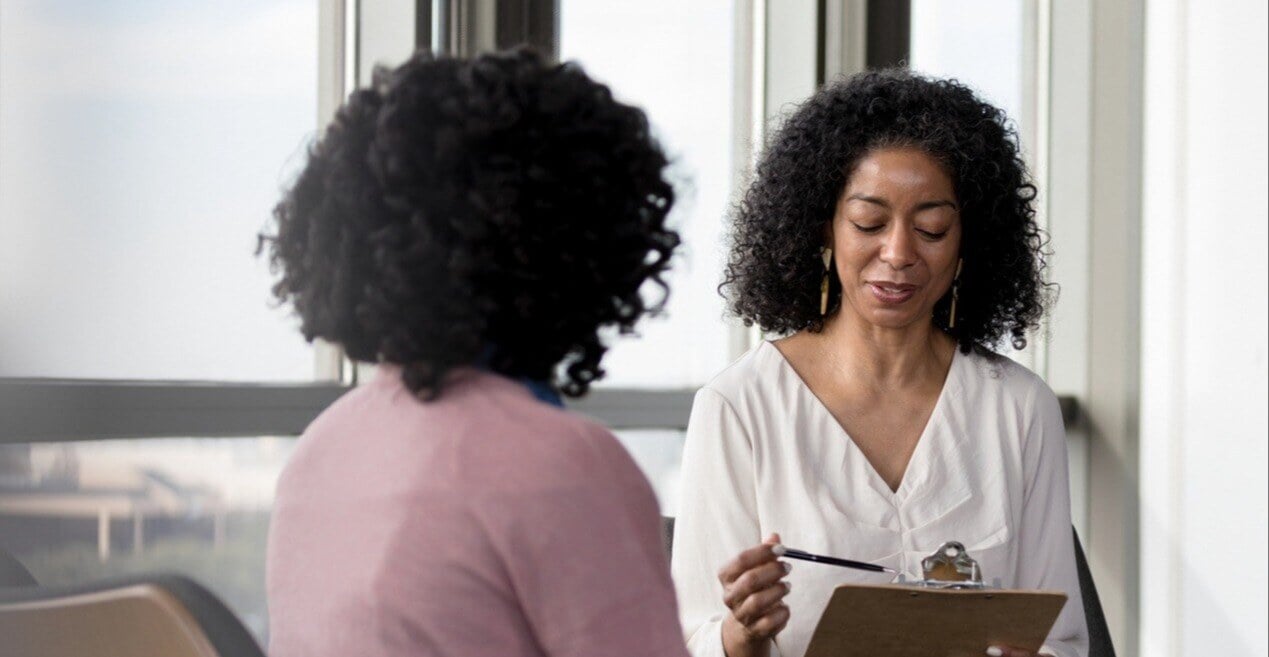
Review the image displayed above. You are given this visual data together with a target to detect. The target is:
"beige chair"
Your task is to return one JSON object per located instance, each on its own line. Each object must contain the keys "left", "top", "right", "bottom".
{"left": 0, "top": 573, "right": 265, "bottom": 657}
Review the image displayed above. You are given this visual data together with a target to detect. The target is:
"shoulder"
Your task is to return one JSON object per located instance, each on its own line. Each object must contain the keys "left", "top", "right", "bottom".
{"left": 447, "top": 376, "right": 648, "bottom": 495}
{"left": 464, "top": 391, "right": 663, "bottom": 543}
{"left": 697, "top": 340, "right": 794, "bottom": 410}
{"left": 958, "top": 348, "right": 1064, "bottom": 430}
{"left": 291, "top": 369, "right": 646, "bottom": 495}
{"left": 424, "top": 377, "right": 662, "bottom": 550}
{"left": 686, "top": 341, "right": 811, "bottom": 456}
{"left": 700, "top": 341, "right": 775, "bottom": 395}
{"left": 521, "top": 408, "right": 647, "bottom": 490}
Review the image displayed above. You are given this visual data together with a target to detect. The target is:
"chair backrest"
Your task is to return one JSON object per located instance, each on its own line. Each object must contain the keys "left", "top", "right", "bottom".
{"left": 661, "top": 515, "right": 676, "bottom": 559}
{"left": 1073, "top": 529, "right": 1117, "bottom": 657}
{"left": 0, "top": 548, "right": 37, "bottom": 587}
{"left": 661, "top": 517, "right": 1116, "bottom": 656}
{"left": 0, "top": 573, "right": 266, "bottom": 657}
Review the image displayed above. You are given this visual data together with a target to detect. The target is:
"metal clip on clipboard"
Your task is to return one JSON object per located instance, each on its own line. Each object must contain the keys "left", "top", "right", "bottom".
{"left": 895, "top": 541, "right": 994, "bottom": 589}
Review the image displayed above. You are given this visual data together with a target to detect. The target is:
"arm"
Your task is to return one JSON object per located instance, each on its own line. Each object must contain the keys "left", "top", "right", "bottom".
{"left": 672, "top": 388, "right": 777, "bottom": 657}
{"left": 1015, "top": 386, "right": 1090, "bottom": 657}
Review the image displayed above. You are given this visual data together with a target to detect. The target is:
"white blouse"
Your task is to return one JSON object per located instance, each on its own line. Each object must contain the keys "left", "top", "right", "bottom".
{"left": 671, "top": 341, "right": 1088, "bottom": 657}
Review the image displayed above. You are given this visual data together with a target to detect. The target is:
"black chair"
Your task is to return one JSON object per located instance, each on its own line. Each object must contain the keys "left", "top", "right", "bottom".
{"left": 660, "top": 517, "right": 1115, "bottom": 656}
{"left": 0, "top": 548, "right": 37, "bottom": 587}
{"left": 1073, "top": 529, "right": 1116, "bottom": 657}
{"left": 0, "top": 573, "right": 266, "bottom": 657}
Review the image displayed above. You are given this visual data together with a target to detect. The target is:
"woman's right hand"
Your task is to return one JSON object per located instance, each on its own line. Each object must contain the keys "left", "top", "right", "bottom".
{"left": 718, "top": 533, "right": 792, "bottom": 657}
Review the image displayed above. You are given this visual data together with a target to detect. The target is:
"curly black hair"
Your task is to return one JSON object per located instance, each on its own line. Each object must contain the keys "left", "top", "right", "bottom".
{"left": 260, "top": 48, "right": 679, "bottom": 398}
{"left": 723, "top": 69, "right": 1050, "bottom": 352}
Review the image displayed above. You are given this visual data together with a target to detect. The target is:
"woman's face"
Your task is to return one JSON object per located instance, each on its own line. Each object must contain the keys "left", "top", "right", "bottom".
{"left": 829, "top": 147, "right": 962, "bottom": 331}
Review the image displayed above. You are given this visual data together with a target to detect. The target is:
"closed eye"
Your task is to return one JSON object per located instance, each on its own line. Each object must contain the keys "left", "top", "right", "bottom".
{"left": 851, "top": 222, "right": 884, "bottom": 234}
{"left": 917, "top": 229, "right": 949, "bottom": 240}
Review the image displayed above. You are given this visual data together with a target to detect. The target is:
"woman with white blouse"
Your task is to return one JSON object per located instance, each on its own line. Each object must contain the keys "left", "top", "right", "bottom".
{"left": 671, "top": 70, "right": 1088, "bottom": 657}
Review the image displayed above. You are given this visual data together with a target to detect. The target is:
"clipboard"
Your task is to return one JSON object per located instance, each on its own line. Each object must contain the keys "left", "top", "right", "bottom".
{"left": 802, "top": 583, "right": 1067, "bottom": 657}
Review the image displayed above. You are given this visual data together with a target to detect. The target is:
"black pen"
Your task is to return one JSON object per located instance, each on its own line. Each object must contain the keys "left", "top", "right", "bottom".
{"left": 772, "top": 544, "right": 898, "bottom": 574}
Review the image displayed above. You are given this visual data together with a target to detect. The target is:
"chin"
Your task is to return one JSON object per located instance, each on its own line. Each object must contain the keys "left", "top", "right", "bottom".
{"left": 859, "top": 307, "right": 931, "bottom": 331}
{"left": 838, "top": 295, "right": 937, "bottom": 331}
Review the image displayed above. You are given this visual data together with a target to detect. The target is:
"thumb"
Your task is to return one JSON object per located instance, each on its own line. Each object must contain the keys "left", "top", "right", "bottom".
{"left": 764, "top": 532, "right": 782, "bottom": 545}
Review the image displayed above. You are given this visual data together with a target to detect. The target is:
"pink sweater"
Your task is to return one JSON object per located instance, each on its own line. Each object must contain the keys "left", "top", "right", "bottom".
{"left": 267, "top": 367, "right": 689, "bottom": 657}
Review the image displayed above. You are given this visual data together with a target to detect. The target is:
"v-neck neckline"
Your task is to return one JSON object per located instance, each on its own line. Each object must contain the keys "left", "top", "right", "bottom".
{"left": 760, "top": 339, "right": 963, "bottom": 501}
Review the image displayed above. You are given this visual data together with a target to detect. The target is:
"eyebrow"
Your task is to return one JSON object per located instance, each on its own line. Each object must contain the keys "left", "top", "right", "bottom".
{"left": 845, "top": 194, "right": 959, "bottom": 212}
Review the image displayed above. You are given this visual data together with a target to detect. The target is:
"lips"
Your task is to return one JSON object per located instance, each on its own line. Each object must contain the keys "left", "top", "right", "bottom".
{"left": 867, "top": 281, "right": 917, "bottom": 305}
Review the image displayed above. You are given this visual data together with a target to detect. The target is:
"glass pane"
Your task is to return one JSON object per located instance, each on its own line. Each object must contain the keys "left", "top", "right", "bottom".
{"left": 909, "top": 0, "right": 1041, "bottom": 367}
{"left": 0, "top": 437, "right": 295, "bottom": 644}
{"left": 612, "top": 429, "right": 686, "bottom": 516}
{"left": 560, "top": 0, "right": 737, "bottom": 388}
{"left": 0, "top": 1, "right": 319, "bottom": 381}
{"left": 0, "top": 430, "right": 685, "bottom": 644}
{"left": 909, "top": 0, "right": 1028, "bottom": 136}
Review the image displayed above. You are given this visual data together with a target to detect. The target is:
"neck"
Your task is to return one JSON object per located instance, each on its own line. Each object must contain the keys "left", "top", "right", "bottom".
{"left": 813, "top": 312, "right": 953, "bottom": 389}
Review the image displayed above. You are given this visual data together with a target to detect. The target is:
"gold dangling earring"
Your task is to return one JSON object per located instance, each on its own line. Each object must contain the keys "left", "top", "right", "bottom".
{"left": 820, "top": 247, "right": 833, "bottom": 316}
{"left": 948, "top": 258, "right": 963, "bottom": 329}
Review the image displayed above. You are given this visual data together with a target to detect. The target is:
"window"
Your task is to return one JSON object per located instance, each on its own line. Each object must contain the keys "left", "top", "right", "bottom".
{"left": 559, "top": 0, "right": 740, "bottom": 389}
{"left": 1, "top": 437, "right": 292, "bottom": 641}
{"left": 0, "top": 1, "right": 329, "bottom": 646}
{"left": 1, "top": 4, "right": 1068, "bottom": 648}
{"left": 909, "top": 0, "right": 1031, "bottom": 131}
{"left": 908, "top": 0, "right": 1047, "bottom": 371}
{"left": 554, "top": 1, "right": 747, "bottom": 514}
{"left": 0, "top": 0, "right": 320, "bottom": 381}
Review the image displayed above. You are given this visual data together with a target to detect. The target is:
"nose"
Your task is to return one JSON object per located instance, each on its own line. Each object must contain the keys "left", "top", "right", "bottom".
{"left": 879, "top": 225, "right": 917, "bottom": 269}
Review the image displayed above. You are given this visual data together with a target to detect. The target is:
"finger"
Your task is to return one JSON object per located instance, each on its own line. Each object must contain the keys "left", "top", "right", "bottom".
{"left": 722, "top": 560, "right": 791, "bottom": 609}
{"left": 745, "top": 603, "right": 791, "bottom": 640}
{"left": 717, "top": 542, "right": 781, "bottom": 586}
{"left": 732, "top": 580, "right": 792, "bottom": 625}
{"left": 736, "top": 559, "right": 791, "bottom": 596}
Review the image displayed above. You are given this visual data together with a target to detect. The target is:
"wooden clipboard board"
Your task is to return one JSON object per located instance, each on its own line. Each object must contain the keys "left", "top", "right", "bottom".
{"left": 803, "top": 584, "right": 1067, "bottom": 657}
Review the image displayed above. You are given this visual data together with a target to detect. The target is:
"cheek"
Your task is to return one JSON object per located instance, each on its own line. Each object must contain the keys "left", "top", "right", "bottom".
{"left": 926, "top": 247, "right": 960, "bottom": 272}
{"left": 832, "top": 229, "right": 875, "bottom": 258}
{"left": 925, "top": 230, "right": 962, "bottom": 270}
{"left": 924, "top": 246, "right": 961, "bottom": 293}
{"left": 832, "top": 242, "right": 874, "bottom": 280}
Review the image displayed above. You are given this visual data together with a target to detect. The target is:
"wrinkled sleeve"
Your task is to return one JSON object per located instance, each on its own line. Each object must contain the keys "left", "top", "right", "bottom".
{"left": 1019, "top": 386, "right": 1090, "bottom": 657}
{"left": 671, "top": 388, "right": 775, "bottom": 657}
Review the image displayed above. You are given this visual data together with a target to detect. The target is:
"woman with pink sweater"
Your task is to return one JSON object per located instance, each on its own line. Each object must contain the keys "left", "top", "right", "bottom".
{"left": 261, "top": 48, "right": 688, "bottom": 657}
